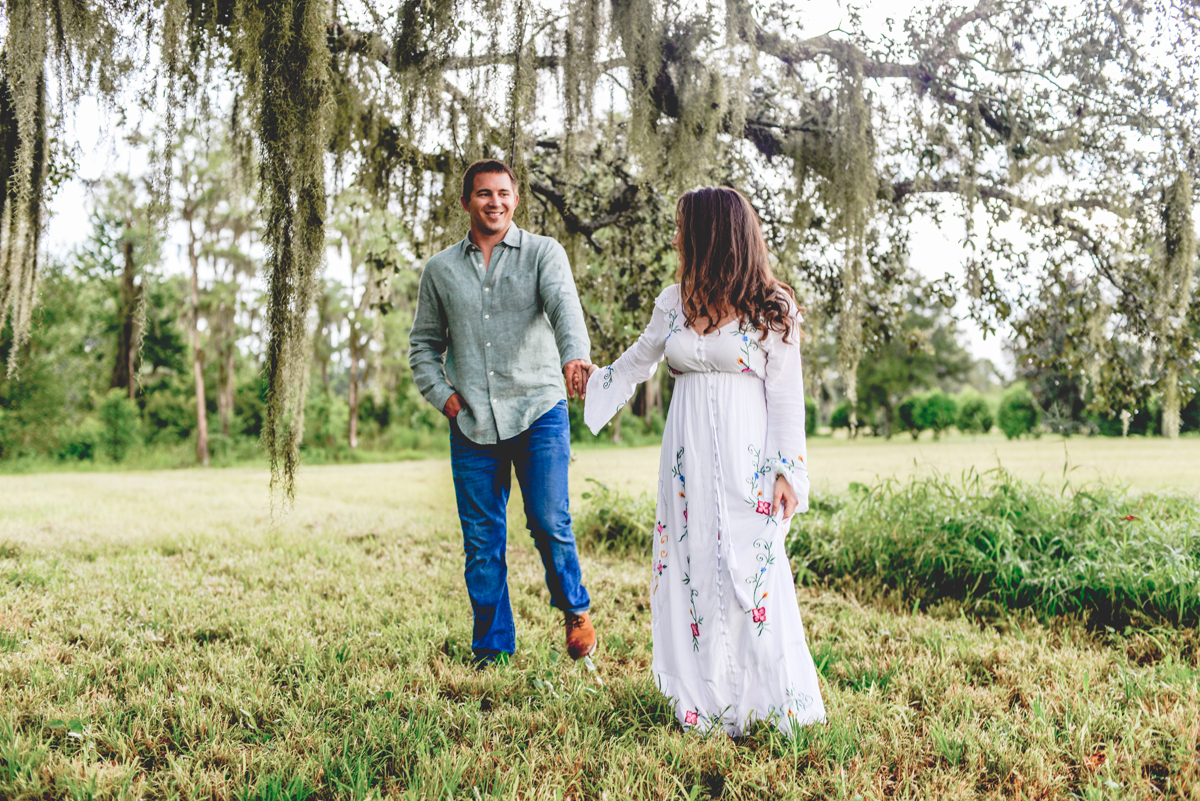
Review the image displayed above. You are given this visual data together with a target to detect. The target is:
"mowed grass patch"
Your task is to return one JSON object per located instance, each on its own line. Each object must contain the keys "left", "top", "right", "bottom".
{"left": 570, "top": 433, "right": 1200, "bottom": 497}
{"left": 0, "top": 463, "right": 1197, "bottom": 799}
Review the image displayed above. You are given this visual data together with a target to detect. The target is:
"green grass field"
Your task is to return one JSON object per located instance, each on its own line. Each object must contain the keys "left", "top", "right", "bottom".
{"left": 2, "top": 439, "right": 1199, "bottom": 799}
{"left": 575, "top": 433, "right": 1200, "bottom": 497}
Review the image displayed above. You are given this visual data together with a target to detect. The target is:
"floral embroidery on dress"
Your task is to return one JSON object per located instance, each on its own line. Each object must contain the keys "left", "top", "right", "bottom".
{"left": 667, "top": 308, "right": 682, "bottom": 336}
{"left": 744, "top": 537, "right": 775, "bottom": 636}
{"left": 688, "top": 587, "right": 702, "bottom": 651}
{"left": 652, "top": 520, "right": 668, "bottom": 595}
{"left": 672, "top": 446, "right": 689, "bottom": 540}
{"left": 745, "top": 445, "right": 778, "bottom": 524}
{"left": 684, "top": 709, "right": 699, "bottom": 726}
{"left": 767, "top": 449, "right": 810, "bottom": 495}
{"left": 735, "top": 323, "right": 760, "bottom": 373}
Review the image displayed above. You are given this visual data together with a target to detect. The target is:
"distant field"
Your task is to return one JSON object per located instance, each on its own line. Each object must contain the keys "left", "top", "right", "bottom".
{"left": 574, "top": 434, "right": 1200, "bottom": 498}
{"left": 2, "top": 454, "right": 1199, "bottom": 798}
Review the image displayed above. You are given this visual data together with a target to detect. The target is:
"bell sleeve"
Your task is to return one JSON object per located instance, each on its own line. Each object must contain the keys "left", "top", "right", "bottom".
{"left": 583, "top": 294, "right": 673, "bottom": 435}
{"left": 763, "top": 307, "right": 811, "bottom": 514}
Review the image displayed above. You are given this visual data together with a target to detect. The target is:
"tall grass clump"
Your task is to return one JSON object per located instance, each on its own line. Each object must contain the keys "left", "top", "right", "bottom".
{"left": 788, "top": 469, "right": 1200, "bottom": 626}
{"left": 574, "top": 479, "right": 655, "bottom": 554}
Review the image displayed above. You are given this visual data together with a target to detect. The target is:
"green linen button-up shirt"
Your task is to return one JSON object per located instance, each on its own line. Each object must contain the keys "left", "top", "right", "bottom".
{"left": 408, "top": 225, "right": 591, "bottom": 444}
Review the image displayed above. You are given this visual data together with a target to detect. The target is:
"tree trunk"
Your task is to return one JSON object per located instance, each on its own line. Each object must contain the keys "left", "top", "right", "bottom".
{"left": 348, "top": 339, "right": 359, "bottom": 450}
{"left": 222, "top": 344, "right": 235, "bottom": 437}
{"left": 217, "top": 344, "right": 230, "bottom": 438}
{"left": 188, "top": 226, "right": 210, "bottom": 466}
{"left": 611, "top": 404, "right": 623, "bottom": 443}
{"left": 1162, "top": 366, "right": 1180, "bottom": 439}
{"left": 111, "top": 231, "right": 138, "bottom": 396}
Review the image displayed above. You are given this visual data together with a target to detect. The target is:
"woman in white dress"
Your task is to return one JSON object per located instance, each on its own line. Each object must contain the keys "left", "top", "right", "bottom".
{"left": 583, "top": 186, "right": 826, "bottom": 737}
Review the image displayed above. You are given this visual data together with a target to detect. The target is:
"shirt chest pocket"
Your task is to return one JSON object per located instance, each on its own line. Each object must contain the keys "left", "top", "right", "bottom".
{"left": 496, "top": 271, "right": 538, "bottom": 312}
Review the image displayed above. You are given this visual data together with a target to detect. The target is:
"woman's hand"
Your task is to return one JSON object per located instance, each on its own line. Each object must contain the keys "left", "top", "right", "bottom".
{"left": 564, "top": 359, "right": 592, "bottom": 399}
{"left": 772, "top": 475, "right": 799, "bottom": 519}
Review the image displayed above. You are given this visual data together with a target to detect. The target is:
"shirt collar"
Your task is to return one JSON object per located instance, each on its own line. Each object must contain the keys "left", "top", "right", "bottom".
{"left": 462, "top": 224, "right": 523, "bottom": 253}
{"left": 502, "top": 224, "right": 523, "bottom": 248}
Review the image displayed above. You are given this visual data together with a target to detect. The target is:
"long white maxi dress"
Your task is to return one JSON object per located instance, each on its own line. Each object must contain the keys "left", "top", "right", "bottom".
{"left": 584, "top": 284, "right": 826, "bottom": 737}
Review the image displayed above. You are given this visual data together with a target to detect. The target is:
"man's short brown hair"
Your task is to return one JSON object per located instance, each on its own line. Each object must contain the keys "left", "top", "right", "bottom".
{"left": 461, "top": 159, "right": 518, "bottom": 200}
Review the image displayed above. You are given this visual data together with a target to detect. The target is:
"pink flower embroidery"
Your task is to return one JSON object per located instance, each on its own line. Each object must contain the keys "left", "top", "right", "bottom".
{"left": 655, "top": 522, "right": 665, "bottom": 533}
{"left": 654, "top": 560, "right": 665, "bottom": 575}
{"left": 755, "top": 500, "right": 772, "bottom": 515}
{"left": 683, "top": 509, "right": 688, "bottom": 521}
{"left": 752, "top": 607, "right": 766, "bottom": 623}
{"left": 691, "top": 622, "right": 699, "bottom": 637}
{"left": 684, "top": 710, "right": 699, "bottom": 725}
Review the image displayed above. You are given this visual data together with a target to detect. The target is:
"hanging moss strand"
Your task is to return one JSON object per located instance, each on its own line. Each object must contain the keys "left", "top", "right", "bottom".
{"left": 830, "top": 67, "right": 874, "bottom": 438}
{"left": 0, "top": 0, "right": 50, "bottom": 376}
{"left": 254, "top": 0, "right": 332, "bottom": 499}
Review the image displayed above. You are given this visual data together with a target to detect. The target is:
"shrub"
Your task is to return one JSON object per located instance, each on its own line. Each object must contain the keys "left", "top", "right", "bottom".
{"left": 1183, "top": 394, "right": 1200, "bottom": 433}
{"left": 97, "top": 389, "right": 143, "bottom": 462}
{"left": 787, "top": 469, "right": 1200, "bottom": 627}
{"left": 830, "top": 401, "right": 852, "bottom": 431}
{"left": 897, "top": 396, "right": 924, "bottom": 439}
{"left": 956, "top": 395, "right": 994, "bottom": 434}
{"left": 917, "top": 391, "right": 958, "bottom": 439}
{"left": 805, "top": 396, "right": 817, "bottom": 436}
{"left": 304, "top": 387, "right": 350, "bottom": 449}
{"left": 1090, "top": 406, "right": 1154, "bottom": 437}
{"left": 998, "top": 385, "right": 1041, "bottom": 439}
{"left": 574, "top": 479, "right": 655, "bottom": 554}
{"left": 58, "top": 418, "right": 104, "bottom": 461}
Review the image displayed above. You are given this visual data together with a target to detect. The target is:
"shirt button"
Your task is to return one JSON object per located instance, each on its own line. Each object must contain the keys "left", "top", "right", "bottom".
{"left": 489, "top": 371, "right": 494, "bottom": 376}
{"left": 484, "top": 314, "right": 489, "bottom": 319}
{"left": 486, "top": 342, "right": 491, "bottom": 347}
{"left": 484, "top": 287, "right": 490, "bottom": 292}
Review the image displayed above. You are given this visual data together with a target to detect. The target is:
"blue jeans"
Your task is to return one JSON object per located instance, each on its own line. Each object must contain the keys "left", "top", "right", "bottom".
{"left": 449, "top": 400, "right": 590, "bottom": 659}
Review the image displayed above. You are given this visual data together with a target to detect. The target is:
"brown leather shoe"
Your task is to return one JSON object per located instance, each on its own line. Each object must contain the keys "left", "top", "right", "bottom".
{"left": 565, "top": 611, "right": 596, "bottom": 660}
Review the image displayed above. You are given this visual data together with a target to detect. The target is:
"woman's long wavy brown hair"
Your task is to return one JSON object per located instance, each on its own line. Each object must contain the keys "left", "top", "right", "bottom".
{"left": 675, "top": 186, "right": 796, "bottom": 342}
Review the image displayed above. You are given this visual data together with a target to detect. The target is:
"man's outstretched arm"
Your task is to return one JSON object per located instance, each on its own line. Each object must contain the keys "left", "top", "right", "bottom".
{"left": 538, "top": 241, "right": 593, "bottom": 397}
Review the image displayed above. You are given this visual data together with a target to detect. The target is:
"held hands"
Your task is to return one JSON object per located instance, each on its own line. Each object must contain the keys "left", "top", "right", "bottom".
{"left": 772, "top": 475, "right": 800, "bottom": 520}
{"left": 564, "top": 359, "right": 597, "bottom": 399}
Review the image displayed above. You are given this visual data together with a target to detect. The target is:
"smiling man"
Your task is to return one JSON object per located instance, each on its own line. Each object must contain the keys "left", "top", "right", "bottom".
{"left": 409, "top": 159, "right": 597, "bottom": 667}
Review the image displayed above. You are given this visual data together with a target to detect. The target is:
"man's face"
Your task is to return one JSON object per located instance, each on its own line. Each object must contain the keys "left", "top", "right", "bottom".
{"left": 461, "top": 171, "right": 519, "bottom": 236}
